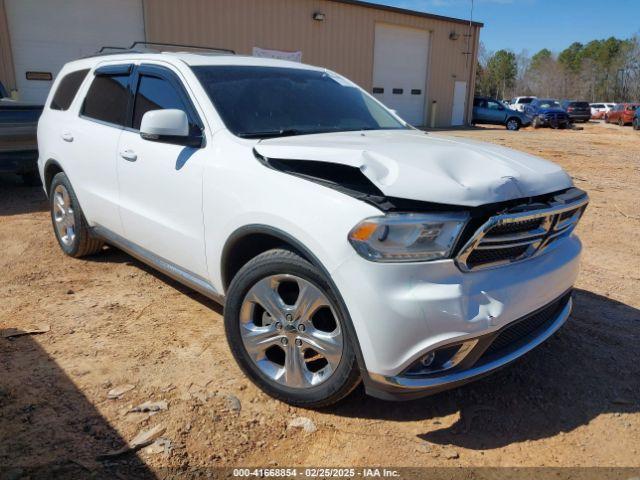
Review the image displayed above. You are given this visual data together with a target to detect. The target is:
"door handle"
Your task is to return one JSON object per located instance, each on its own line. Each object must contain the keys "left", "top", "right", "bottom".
{"left": 61, "top": 132, "right": 74, "bottom": 142}
{"left": 120, "top": 149, "right": 137, "bottom": 162}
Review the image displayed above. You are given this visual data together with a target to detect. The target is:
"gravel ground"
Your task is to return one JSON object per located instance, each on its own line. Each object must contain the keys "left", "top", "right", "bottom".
{"left": 1, "top": 121, "right": 639, "bottom": 478}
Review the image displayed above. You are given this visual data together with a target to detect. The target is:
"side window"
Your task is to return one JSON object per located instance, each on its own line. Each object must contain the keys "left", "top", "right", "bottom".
{"left": 81, "top": 73, "right": 130, "bottom": 126}
{"left": 132, "top": 74, "right": 199, "bottom": 134}
{"left": 50, "top": 69, "right": 89, "bottom": 111}
{"left": 487, "top": 100, "right": 501, "bottom": 110}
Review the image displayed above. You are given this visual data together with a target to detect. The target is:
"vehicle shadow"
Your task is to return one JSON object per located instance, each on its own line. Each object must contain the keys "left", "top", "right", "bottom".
{"left": 331, "top": 289, "right": 640, "bottom": 449}
{"left": 0, "top": 174, "right": 47, "bottom": 216}
{"left": 84, "top": 246, "right": 224, "bottom": 315}
{"left": 0, "top": 334, "right": 156, "bottom": 479}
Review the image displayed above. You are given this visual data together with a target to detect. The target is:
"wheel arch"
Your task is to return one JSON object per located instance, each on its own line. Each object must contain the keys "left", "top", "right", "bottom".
{"left": 220, "top": 224, "right": 370, "bottom": 380}
{"left": 221, "top": 225, "right": 324, "bottom": 293}
{"left": 43, "top": 159, "right": 65, "bottom": 196}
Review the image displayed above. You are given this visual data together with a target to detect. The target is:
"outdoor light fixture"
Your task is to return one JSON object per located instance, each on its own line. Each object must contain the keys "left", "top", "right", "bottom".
{"left": 312, "top": 12, "right": 326, "bottom": 21}
{"left": 449, "top": 31, "right": 460, "bottom": 41}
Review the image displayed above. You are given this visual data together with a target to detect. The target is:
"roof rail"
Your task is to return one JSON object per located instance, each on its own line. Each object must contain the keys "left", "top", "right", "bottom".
{"left": 89, "top": 41, "right": 236, "bottom": 58}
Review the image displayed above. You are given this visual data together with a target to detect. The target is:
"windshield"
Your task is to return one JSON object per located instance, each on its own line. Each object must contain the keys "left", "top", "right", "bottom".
{"left": 537, "top": 100, "right": 561, "bottom": 109}
{"left": 192, "top": 65, "right": 408, "bottom": 138}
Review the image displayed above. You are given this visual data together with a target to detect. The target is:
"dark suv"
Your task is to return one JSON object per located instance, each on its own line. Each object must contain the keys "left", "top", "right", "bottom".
{"left": 561, "top": 101, "right": 591, "bottom": 123}
{"left": 472, "top": 96, "right": 530, "bottom": 130}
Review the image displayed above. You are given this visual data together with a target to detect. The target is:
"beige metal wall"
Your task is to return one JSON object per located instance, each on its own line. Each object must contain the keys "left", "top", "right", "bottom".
{"left": 142, "top": 0, "right": 481, "bottom": 127}
{"left": 0, "top": 0, "right": 16, "bottom": 93}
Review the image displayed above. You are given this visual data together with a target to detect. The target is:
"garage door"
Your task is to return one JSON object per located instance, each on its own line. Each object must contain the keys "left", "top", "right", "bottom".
{"left": 372, "top": 24, "right": 430, "bottom": 126}
{"left": 5, "top": 0, "right": 145, "bottom": 103}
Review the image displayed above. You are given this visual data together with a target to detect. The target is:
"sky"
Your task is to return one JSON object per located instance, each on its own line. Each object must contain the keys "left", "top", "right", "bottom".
{"left": 369, "top": 0, "right": 640, "bottom": 55}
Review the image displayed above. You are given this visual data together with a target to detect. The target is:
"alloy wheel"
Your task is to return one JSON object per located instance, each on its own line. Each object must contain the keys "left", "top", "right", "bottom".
{"left": 52, "top": 184, "right": 76, "bottom": 246}
{"left": 239, "top": 274, "right": 343, "bottom": 389}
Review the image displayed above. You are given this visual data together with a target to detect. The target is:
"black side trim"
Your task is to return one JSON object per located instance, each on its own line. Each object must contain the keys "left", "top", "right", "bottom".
{"left": 95, "top": 64, "right": 133, "bottom": 76}
{"left": 254, "top": 149, "right": 387, "bottom": 201}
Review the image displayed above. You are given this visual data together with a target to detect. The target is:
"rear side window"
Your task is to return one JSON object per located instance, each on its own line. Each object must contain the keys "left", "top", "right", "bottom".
{"left": 50, "top": 69, "right": 89, "bottom": 111}
{"left": 132, "top": 75, "right": 191, "bottom": 130}
{"left": 82, "top": 74, "right": 130, "bottom": 126}
{"left": 520, "top": 98, "right": 533, "bottom": 104}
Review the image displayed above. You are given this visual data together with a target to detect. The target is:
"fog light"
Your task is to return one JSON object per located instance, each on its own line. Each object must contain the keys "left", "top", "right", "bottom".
{"left": 421, "top": 352, "right": 436, "bottom": 367}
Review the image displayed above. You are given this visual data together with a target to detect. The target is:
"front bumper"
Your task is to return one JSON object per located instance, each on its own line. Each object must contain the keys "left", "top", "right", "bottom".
{"left": 568, "top": 113, "right": 591, "bottom": 122}
{"left": 538, "top": 115, "right": 570, "bottom": 127}
{"left": 331, "top": 234, "right": 582, "bottom": 400}
{"left": 366, "top": 293, "right": 572, "bottom": 400}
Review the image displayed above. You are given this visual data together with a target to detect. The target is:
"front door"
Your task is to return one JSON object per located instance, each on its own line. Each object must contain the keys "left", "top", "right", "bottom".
{"left": 484, "top": 99, "right": 507, "bottom": 124}
{"left": 117, "top": 64, "right": 208, "bottom": 278}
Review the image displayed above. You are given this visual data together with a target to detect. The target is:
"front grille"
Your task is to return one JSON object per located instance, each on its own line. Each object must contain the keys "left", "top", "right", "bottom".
{"left": 481, "top": 293, "right": 571, "bottom": 358}
{"left": 466, "top": 245, "right": 529, "bottom": 268}
{"left": 489, "top": 218, "right": 543, "bottom": 235}
{"left": 456, "top": 189, "right": 588, "bottom": 271}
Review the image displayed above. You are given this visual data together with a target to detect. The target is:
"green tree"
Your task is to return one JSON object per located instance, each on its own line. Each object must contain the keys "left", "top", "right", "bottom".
{"left": 530, "top": 48, "right": 553, "bottom": 71}
{"left": 558, "top": 42, "right": 584, "bottom": 73}
{"left": 485, "top": 49, "right": 517, "bottom": 99}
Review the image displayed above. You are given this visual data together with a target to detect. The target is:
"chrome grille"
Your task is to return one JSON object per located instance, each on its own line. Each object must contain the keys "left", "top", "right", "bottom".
{"left": 456, "top": 189, "right": 588, "bottom": 271}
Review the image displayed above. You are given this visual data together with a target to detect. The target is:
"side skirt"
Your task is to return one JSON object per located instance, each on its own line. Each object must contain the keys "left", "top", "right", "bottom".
{"left": 92, "top": 225, "right": 225, "bottom": 306}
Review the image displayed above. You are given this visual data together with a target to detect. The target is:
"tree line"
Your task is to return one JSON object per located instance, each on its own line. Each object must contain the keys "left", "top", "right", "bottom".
{"left": 476, "top": 36, "right": 640, "bottom": 103}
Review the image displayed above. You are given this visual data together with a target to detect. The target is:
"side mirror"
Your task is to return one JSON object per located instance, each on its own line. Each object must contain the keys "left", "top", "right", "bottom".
{"left": 140, "top": 109, "right": 202, "bottom": 147}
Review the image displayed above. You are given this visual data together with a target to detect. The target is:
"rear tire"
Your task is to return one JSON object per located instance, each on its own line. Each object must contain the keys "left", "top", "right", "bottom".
{"left": 224, "top": 249, "right": 361, "bottom": 408}
{"left": 49, "top": 172, "right": 104, "bottom": 258}
{"left": 532, "top": 117, "right": 541, "bottom": 129}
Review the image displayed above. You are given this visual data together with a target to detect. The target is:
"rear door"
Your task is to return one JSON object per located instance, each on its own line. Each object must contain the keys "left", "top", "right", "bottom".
{"left": 116, "top": 63, "right": 209, "bottom": 278}
{"left": 473, "top": 98, "right": 487, "bottom": 123}
{"left": 66, "top": 64, "right": 133, "bottom": 234}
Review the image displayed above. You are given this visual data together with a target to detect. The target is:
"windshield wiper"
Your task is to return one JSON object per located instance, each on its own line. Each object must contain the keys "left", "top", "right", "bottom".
{"left": 236, "top": 129, "right": 304, "bottom": 139}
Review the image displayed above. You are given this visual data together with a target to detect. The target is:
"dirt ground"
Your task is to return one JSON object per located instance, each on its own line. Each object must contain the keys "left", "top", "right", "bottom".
{"left": 1, "top": 121, "right": 639, "bottom": 478}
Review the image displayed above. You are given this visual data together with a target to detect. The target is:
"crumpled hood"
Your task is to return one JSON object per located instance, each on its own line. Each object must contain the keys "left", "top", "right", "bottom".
{"left": 254, "top": 129, "right": 573, "bottom": 206}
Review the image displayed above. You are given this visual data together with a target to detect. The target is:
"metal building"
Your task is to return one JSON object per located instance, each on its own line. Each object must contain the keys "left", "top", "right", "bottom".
{"left": 0, "top": 0, "right": 482, "bottom": 127}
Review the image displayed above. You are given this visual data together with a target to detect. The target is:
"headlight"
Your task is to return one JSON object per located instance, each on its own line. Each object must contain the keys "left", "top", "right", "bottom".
{"left": 348, "top": 212, "right": 468, "bottom": 262}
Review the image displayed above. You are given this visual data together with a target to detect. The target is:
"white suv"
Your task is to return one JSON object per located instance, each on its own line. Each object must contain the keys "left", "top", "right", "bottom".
{"left": 38, "top": 49, "right": 588, "bottom": 407}
{"left": 510, "top": 96, "right": 537, "bottom": 112}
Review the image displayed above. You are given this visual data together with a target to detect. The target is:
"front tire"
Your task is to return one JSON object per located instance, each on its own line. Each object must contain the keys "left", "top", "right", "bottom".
{"left": 634, "top": 119, "right": 640, "bottom": 131}
{"left": 506, "top": 117, "right": 521, "bottom": 131}
{"left": 224, "top": 249, "right": 361, "bottom": 408}
{"left": 619, "top": 117, "right": 624, "bottom": 127}
{"left": 49, "top": 172, "right": 104, "bottom": 258}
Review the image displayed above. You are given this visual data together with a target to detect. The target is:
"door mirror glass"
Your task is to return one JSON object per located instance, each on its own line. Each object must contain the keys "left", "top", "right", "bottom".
{"left": 140, "top": 109, "right": 201, "bottom": 147}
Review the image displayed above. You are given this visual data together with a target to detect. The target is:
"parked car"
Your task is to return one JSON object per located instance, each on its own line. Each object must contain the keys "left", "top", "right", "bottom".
{"left": 524, "top": 99, "right": 571, "bottom": 128}
{"left": 473, "top": 96, "right": 531, "bottom": 130}
{"left": 0, "top": 81, "right": 8, "bottom": 99}
{"left": 590, "top": 103, "right": 615, "bottom": 120}
{"left": 509, "top": 96, "right": 537, "bottom": 112}
{"left": 38, "top": 50, "right": 588, "bottom": 407}
{"left": 606, "top": 103, "right": 640, "bottom": 126}
{"left": 0, "top": 94, "right": 44, "bottom": 185}
{"left": 561, "top": 100, "right": 591, "bottom": 123}
{"left": 633, "top": 108, "right": 640, "bottom": 130}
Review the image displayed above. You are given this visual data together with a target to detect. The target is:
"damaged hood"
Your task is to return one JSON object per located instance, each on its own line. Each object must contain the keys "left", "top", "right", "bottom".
{"left": 254, "top": 129, "right": 573, "bottom": 207}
